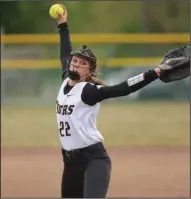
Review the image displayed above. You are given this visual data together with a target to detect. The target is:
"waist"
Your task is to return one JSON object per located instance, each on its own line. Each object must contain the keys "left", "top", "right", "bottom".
{"left": 61, "top": 142, "right": 105, "bottom": 157}
{"left": 59, "top": 131, "right": 104, "bottom": 150}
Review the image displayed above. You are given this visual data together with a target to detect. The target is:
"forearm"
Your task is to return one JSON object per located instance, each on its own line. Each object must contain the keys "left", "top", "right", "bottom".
{"left": 98, "top": 70, "right": 158, "bottom": 101}
{"left": 57, "top": 22, "right": 72, "bottom": 80}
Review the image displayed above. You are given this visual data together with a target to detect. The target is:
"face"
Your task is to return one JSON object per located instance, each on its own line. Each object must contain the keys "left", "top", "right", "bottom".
{"left": 70, "top": 56, "right": 91, "bottom": 81}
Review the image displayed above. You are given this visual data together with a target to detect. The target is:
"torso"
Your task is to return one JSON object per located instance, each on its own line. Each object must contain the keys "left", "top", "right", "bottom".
{"left": 56, "top": 78, "right": 104, "bottom": 150}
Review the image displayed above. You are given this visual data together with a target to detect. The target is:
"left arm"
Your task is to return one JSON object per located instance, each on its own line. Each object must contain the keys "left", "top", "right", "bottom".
{"left": 81, "top": 69, "right": 160, "bottom": 106}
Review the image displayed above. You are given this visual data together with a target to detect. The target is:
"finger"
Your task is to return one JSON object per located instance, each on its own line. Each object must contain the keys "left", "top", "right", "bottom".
{"left": 56, "top": 11, "right": 62, "bottom": 19}
{"left": 58, "top": 4, "right": 67, "bottom": 15}
{"left": 63, "top": 7, "right": 67, "bottom": 15}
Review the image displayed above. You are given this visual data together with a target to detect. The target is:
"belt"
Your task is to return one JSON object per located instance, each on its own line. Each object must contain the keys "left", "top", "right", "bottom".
{"left": 61, "top": 142, "right": 105, "bottom": 158}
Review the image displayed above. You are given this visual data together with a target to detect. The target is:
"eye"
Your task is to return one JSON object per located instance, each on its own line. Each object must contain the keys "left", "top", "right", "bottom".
{"left": 82, "top": 61, "right": 88, "bottom": 65}
{"left": 72, "top": 59, "right": 77, "bottom": 63}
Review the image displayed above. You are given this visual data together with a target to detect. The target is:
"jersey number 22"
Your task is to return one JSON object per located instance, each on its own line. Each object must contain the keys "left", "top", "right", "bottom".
{"left": 59, "top": 121, "right": 71, "bottom": 136}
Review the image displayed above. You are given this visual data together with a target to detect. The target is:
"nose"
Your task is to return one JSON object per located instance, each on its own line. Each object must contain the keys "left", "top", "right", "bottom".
{"left": 73, "top": 65, "right": 78, "bottom": 71}
{"left": 70, "top": 60, "right": 80, "bottom": 71}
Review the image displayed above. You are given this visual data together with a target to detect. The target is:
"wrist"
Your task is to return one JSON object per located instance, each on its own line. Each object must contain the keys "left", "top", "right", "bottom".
{"left": 58, "top": 21, "right": 67, "bottom": 25}
{"left": 58, "top": 20, "right": 67, "bottom": 24}
{"left": 57, "top": 22, "right": 68, "bottom": 29}
{"left": 154, "top": 67, "right": 161, "bottom": 77}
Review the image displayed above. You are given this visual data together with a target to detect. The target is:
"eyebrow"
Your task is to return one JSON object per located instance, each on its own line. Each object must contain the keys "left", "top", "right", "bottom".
{"left": 73, "top": 58, "right": 88, "bottom": 63}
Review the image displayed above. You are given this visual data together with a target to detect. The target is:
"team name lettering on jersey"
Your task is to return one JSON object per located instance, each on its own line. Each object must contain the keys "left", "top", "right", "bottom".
{"left": 56, "top": 101, "right": 75, "bottom": 115}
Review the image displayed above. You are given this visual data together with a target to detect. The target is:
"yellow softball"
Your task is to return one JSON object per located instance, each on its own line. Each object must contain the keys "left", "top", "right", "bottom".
{"left": 49, "top": 4, "right": 65, "bottom": 19}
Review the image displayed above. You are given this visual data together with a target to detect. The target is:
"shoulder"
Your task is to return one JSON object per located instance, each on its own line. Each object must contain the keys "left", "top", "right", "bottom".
{"left": 77, "top": 82, "right": 103, "bottom": 91}
{"left": 81, "top": 83, "right": 103, "bottom": 106}
{"left": 83, "top": 82, "right": 103, "bottom": 92}
{"left": 85, "top": 82, "right": 103, "bottom": 89}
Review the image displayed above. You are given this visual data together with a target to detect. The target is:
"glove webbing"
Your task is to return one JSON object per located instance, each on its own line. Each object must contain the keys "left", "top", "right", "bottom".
{"left": 164, "top": 46, "right": 189, "bottom": 59}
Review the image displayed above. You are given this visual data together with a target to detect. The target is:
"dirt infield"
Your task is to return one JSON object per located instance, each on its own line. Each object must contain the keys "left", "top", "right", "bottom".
{"left": 1, "top": 146, "right": 190, "bottom": 198}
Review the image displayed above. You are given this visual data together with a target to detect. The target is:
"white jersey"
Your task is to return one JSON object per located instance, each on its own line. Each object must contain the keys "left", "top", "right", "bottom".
{"left": 56, "top": 78, "right": 104, "bottom": 150}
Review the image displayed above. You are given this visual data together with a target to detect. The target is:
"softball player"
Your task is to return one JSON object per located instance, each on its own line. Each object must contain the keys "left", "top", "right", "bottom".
{"left": 56, "top": 8, "right": 161, "bottom": 198}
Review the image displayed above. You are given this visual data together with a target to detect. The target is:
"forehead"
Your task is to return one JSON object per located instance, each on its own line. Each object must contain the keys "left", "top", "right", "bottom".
{"left": 72, "top": 55, "right": 89, "bottom": 62}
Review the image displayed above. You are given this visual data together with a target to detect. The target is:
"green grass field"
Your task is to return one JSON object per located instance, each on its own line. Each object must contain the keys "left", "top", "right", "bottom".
{"left": 1, "top": 102, "right": 190, "bottom": 148}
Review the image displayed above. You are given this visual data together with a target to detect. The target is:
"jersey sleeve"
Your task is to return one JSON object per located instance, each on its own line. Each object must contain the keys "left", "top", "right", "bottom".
{"left": 57, "top": 22, "right": 72, "bottom": 81}
{"left": 81, "top": 70, "right": 158, "bottom": 106}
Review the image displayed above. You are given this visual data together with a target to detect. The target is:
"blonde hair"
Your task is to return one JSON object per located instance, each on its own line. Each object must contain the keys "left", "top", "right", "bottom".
{"left": 86, "top": 68, "right": 106, "bottom": 86}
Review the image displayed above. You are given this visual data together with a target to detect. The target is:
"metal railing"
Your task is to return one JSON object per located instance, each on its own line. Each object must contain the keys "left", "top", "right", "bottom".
{"left": 1, "top": 33, "right": 189, "bottom": 44}
{"left": 1, "top": 33, "right": 189, "bottom": 68}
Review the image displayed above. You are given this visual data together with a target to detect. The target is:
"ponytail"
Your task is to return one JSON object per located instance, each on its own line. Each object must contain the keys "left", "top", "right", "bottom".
{"left": 86, "top": 69, "right": 106, "bottom": 86}
{"left": 86, "top": 75, "right": 106, "bottom": 86}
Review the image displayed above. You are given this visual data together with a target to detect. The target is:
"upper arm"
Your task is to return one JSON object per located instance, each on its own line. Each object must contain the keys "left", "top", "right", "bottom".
{"left": 81, "top": 83, "right": 102, "bottom": 106}
{"left": 81, "top": 83, "right": 128, "bottom": 106}
{"left": 58, "top": 23, "right": 72, "bottom": 81}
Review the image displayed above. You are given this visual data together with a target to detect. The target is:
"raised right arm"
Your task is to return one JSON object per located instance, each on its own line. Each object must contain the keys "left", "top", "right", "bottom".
{"left": 57, "top": 8, "right": 72, "bottom": 81}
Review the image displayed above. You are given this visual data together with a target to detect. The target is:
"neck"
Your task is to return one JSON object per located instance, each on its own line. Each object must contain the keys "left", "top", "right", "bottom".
{"left": 68, "top": 79, "right": 77, "bottom": 86}
{"left": 68, "top": 79, "right": 85, "bottom": 86}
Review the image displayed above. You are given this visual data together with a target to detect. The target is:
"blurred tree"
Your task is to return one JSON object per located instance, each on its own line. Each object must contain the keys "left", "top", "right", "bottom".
{"left": 0, "top": 2, "right": 21, "bottom": 33}
{"left": 167, "top": 0, "right": 178, "bottom": 18}
{"left": 142, "top": 1, "right": 190, "bottom": 32}
{"left": 66, "top": 1, "right": 142, "bottom": 33}
{"left": 0, "top": 1, "right": 189, "bottom": 34}
{"left": 0, "top": 1, "right": 53, "bottom": 33}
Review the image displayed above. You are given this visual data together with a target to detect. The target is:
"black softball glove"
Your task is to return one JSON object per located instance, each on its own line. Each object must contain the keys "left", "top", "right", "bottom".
{"left": 158, "top": 46, "right": 190, "bottom": 83}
